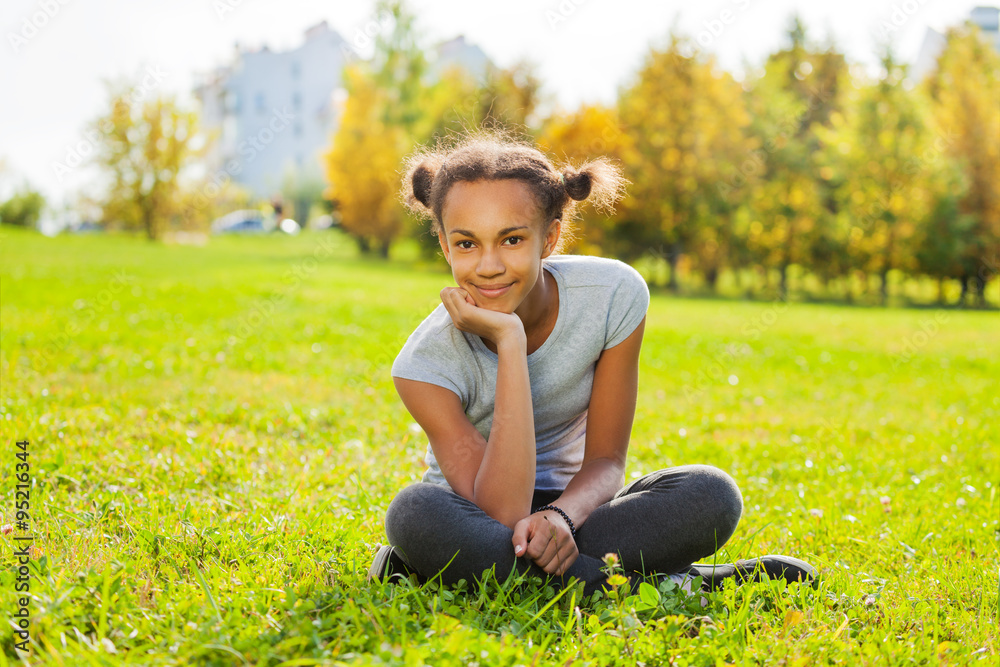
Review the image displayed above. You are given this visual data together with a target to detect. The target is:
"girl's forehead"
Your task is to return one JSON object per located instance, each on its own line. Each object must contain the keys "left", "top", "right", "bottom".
{"left": 443, "top": 180, "right": 542, "bottom": 226}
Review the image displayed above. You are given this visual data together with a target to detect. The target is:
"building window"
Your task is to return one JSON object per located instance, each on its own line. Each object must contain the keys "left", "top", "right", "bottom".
{"left": 294, "top": 122, "right": 303, "bottom": 137}
{"left": 292, "top": 92, "right": 302, "bottom": 111}
{"left": 255, "top": 92, "right": 266, "bottom": 114}
{"left": 291, "top": 62, "right": 301, "bottom": 79}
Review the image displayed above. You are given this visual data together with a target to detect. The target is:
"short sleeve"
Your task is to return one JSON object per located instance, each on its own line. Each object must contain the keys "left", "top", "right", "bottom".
{"left": 604, "top": 263, "right": 650, "bottom": 350}
{"left": 390, "top": 334, "right": 466, "bottom": 405}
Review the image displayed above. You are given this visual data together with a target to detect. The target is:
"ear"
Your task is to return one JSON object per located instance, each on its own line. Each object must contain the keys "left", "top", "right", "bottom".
{"left": 437, "top": 228, "right": 451, "bottom": 266}
{"left": 541, "top": 218, "right": 561, "bottom": 258}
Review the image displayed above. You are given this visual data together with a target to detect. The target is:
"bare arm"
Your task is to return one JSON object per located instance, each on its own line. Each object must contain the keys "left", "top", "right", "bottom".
{"left": 473, "top": 331, "right": 535, "bottom": 526}
{"left": 552, "top": 315, "right": 645, "bottom": 529}
{"left": 393, "top": 287, "right": 537, "bottom": 529}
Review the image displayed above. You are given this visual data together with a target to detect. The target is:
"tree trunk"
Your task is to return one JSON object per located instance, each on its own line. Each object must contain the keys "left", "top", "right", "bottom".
{"left": 667, "top": 250, "right": 680, "bottom": 293}
{"left": 959, "top": 274, "right": 969, "bottom": 307}
{"left": 356, "top": 235, "right": 371, "bottom": 254}
{"left": 705, "top": 266, "right": 719, "bottom": 292}
{"left": 779, "top": 263, "right": 788, "bottom": 300}
{"left": 974, "top": 275, "right": 986, "bottom": 308}
{"left": 879, "top": 269, "right": 889, "bottom": 307}
{"left": 937, "top": 277, "right": 945, "bottom": 305}
{"left": 378, "top": 239, "right": 391, "bottom": 259}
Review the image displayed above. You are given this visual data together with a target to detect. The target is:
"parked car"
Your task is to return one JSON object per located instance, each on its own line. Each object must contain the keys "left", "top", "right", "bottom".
{"left": 211, "top": 210, "right": 268, "bottom": 234}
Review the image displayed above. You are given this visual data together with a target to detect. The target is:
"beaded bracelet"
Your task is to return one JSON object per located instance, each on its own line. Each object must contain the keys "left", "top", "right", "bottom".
{"left": 533, "top": 504, "right": 576, "bottom": 538}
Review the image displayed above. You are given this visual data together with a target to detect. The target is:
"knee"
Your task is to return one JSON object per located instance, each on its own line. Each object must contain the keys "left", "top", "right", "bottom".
{"left": 691, "top": 465, "right": 744, "bottom": 542}
{"left": 385, "top": 483, "right": 451, "bottom": 548}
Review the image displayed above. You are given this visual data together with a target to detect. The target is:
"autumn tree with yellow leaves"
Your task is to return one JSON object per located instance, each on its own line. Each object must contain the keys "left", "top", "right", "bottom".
{"left": 616, "top": 34, "right": 754, "bottom": 290}
{"left": 89, "top": 81, "right": 204, "bottom": 241}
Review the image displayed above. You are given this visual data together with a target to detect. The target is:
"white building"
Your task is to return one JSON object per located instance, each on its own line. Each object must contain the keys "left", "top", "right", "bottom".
{"left": 194, "top": 24, "right": 493, "bottom": 202}
{"left": 194, "top": 22, "right": 349, "bottom": 200}
{"left": 912, "top": 6, "right": 1000, "bottom": 80}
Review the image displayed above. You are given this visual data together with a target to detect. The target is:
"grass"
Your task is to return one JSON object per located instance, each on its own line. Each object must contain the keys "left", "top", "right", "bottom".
{"left": 1, "top": 225, "right": 997, "bottom": 665}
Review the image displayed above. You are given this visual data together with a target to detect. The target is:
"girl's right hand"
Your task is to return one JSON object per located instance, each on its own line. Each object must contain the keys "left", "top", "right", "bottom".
{"left": 440, "top": 286, "right": 524, "bottom": 347}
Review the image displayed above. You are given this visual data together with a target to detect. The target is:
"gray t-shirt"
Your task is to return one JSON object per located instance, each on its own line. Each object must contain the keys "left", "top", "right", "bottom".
{"left": 390, "top": 254, "right": 650, "bottom": 492}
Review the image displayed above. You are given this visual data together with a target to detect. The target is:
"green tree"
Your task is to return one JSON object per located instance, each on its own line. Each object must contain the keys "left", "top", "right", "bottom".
{"left": 923, "top": 22, "right": 1000, "bottom": 307}
{"left": 750, "top": 16, "right": 849, "bottom": 297}
{"left": 818, "top": 50, "right": 943, "bottom": 304}
{"left": 0, "top": 185, "right": 45, "bottom": 229}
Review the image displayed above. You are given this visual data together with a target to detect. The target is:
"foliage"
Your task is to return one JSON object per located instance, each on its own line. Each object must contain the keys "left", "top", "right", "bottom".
{"left": 922, "top": 21, "right": 1000, "bottom": 306}
{"left": 617, "top": 34, "right": 754, "bottom": 290}
{"left": 0, "top": 185, "right": 45, "bottom": 229}
{"left": 88, "top": 81, "right": 204, "bottom": 241}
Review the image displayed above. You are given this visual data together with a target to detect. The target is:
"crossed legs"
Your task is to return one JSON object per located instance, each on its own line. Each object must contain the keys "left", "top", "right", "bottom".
{"left": 384, "top": 464, "right": 743, "bottom": 596}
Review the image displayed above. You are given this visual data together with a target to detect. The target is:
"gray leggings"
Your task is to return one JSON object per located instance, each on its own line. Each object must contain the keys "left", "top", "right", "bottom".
{"left": 384, "top": 464, "right": 743, "bottom": 597}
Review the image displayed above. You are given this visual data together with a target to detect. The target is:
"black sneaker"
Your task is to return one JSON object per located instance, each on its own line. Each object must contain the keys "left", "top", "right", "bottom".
{"left": 687, "top": 555, "right": 818, "bottom": 591}
{"left": 367, "top": 544, "right": 421, "bottom": 584}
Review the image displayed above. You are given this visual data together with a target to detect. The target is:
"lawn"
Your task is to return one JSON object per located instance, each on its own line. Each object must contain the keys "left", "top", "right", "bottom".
{"left": 1, "top": 225, "right": 997, "bottom": 665}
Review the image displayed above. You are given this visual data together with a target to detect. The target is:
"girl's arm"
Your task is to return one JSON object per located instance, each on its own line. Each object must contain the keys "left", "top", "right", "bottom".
{"left": 512, "top": 315, "right": 646, "bottom": 573}
{"left": 393, "top": 290, "right": 536, "bottom": 529}
{"left": 553, "top": 315, "right": 645, "bottom": 528}
{"left": 474, "top": 330, "right": 536, "bottom": 526}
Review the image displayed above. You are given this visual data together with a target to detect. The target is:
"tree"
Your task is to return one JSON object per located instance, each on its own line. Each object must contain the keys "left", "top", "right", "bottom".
{"left": 923, "top": 22, "right": 1000, "bottom": 307}
{"left": 324, "top": 63, "right": 409, "bottom": 257}
{"left": 537, "top": 103, "right": 631, "bottom": 255}
{"left": 617, "top": 34, "right": 753, "bottom": 290}
{"left": 749, "top": 17, "right": 849, "bottom": 297}
{"left": 818, "top": 50, "right": 943, "bottom": 304}
{"left": 0, "top": 186, "right": 45, "bottom": 229}
{"left": 89, "top": 80, "right": 203, "bottom": 241}
{"left": 324, "top": 0, "right": 429, "bottom": 258}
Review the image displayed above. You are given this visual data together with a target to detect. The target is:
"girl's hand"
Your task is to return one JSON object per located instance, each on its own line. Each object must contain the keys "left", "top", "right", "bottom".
{"left": 440, "top": 287, "right": 524, "bottom": 347}
{"left": 511, "top": 510, "right": 579, "bottom": 576}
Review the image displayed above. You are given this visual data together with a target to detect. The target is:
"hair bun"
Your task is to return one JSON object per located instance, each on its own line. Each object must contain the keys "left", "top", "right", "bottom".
{"left": 562, "top": 169, "right": 592, "bottom": 201}
{"left": 411, "top": 162, "right": 437, "bottom": 208}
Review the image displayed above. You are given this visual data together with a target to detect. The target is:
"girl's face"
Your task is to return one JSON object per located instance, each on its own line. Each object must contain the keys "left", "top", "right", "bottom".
{"left": 438, "top": 179, "right": 560, "bottom": 315}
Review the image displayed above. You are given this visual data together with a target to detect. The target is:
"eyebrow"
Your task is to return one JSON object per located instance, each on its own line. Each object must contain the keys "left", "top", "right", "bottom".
{"left": 449, "top": 225, "right": 530, "bottom": 239}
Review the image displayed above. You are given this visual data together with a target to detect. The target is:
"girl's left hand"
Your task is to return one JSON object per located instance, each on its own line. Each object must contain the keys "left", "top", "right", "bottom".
{"left": 511, "top": 510, "right": 579, "bottom": 576}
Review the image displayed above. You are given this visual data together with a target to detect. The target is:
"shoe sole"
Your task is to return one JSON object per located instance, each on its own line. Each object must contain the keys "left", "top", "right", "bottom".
{"left": 688, "top": 555, "right": 818, "bottom": 590}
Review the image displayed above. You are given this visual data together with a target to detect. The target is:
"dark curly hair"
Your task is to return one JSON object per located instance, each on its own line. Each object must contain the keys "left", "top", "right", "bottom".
{"left": 400, "top": 128, "right": 629, "bottom": 254}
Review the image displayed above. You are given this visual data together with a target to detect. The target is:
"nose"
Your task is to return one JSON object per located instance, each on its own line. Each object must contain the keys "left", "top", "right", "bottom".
{"left": 476, "top": 245, "right": 506, "bottom": 278}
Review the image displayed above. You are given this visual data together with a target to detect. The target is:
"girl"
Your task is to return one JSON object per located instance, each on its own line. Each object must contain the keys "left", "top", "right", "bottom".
{"left": 370, "top": 132, "right": 816, "bottom": 599}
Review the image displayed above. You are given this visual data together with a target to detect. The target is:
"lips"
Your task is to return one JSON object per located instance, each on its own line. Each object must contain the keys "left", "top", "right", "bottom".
{"left": 475, "top": 283, "right": 513, "bottom": 298}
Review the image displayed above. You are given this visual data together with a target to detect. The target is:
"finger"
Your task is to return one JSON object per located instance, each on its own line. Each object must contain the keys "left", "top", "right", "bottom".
{"left": 534, "top": 532, "right": 562, "bottom": 572}
{"left": 511, "top": 519, "right": 529, "bottom": 557}
{"left": 555, "top": 545, "right": 579, "bottom": 576}
{"left": 525, "top": 523, "right": 550, "bottom": 561}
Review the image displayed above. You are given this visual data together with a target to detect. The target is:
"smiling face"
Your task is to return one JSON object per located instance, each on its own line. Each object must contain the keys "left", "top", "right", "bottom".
{"left": 438, "top": 179, "right": 560, "bottom": 316}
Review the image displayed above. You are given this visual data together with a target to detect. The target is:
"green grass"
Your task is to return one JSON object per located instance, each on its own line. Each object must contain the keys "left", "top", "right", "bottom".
{"left": 1, "top": 225, "right": 997, "bottom": 665}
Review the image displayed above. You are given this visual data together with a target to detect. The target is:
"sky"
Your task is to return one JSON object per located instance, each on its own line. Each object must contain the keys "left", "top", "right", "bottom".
{"left": 0, "top": 0, "right": 991, "bottom": 211}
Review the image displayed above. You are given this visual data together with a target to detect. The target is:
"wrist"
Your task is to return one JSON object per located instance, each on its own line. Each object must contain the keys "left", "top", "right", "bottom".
{"left": 533, "top": 504, "right": 577, "bottom": 538}
{"left": 496, "top": 326, "right": 526, "bottom": 351}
